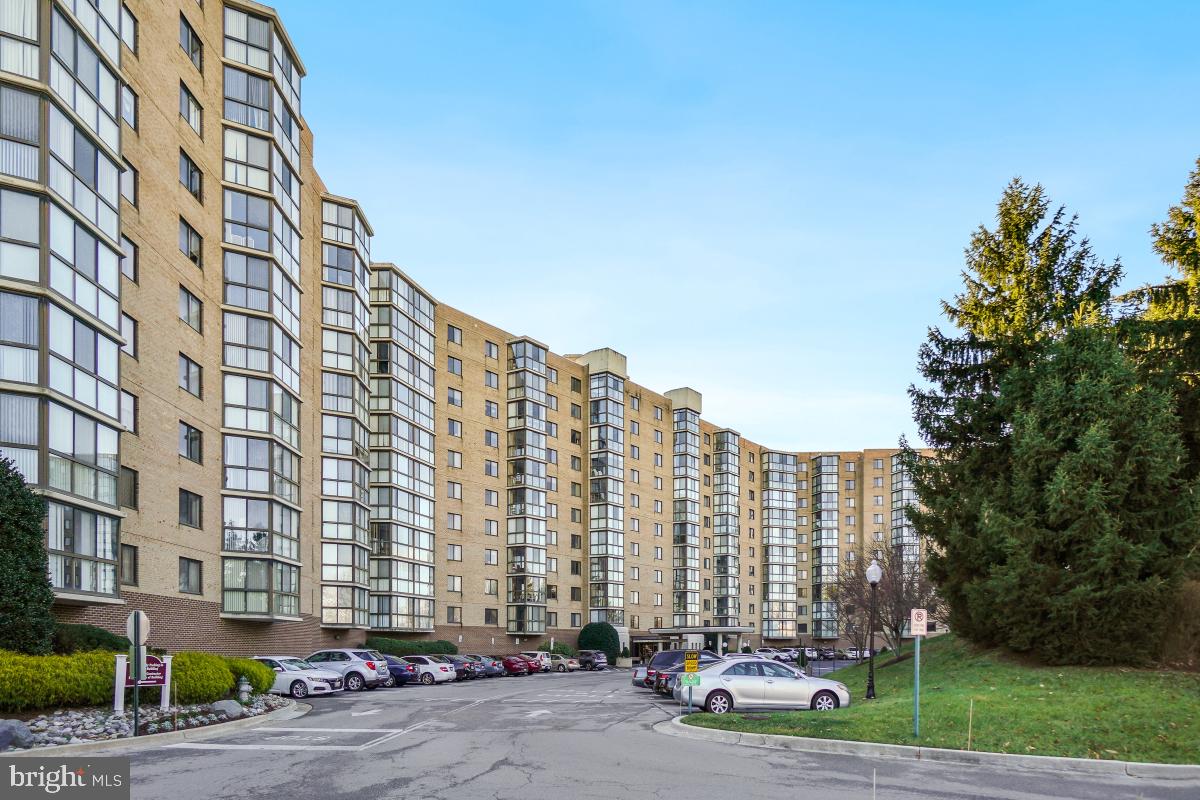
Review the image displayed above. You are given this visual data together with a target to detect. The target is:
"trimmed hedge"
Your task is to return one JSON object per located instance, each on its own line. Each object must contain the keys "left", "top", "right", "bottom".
{"left": 578, "top": 622, "right": 621, "bottom": 664}
{"left": 224, "top": 657, "right": 274, "bottom": 695}
{"left": 366, "top": 636, "right": 458, "bottom": 656}
{"left": 51, "top": 623, "right": 131, "bottom": 655}
{"left": 171, "top": 652, "right": 233, "bottom": 705}
{"left": 537, "top": 642, "right": 576, "bottom": 656}
{"left": 0, "top": 650, "right": 114, "bottom": 711}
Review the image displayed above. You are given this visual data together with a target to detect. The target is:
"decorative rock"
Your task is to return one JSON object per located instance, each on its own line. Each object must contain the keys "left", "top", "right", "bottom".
{"left": 210, "top": 700, "right": 244, "bottom": 720}
{"left": 0, "top": 720, "right": 34, "bottom": 749}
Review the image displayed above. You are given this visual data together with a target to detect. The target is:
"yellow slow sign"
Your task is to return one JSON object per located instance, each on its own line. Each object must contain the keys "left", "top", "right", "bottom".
{"left": 683, "top": 650, "right": 700, "bottom": 673}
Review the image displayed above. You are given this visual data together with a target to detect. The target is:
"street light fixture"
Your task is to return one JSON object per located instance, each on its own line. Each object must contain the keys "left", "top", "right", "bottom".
{"left": 865, "top": 558, "right": 882, "bottom": 700}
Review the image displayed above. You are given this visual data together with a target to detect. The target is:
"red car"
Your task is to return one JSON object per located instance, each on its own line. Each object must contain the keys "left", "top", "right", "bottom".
{"left": 497, "top": 655, "right": 531, "bottom": 676}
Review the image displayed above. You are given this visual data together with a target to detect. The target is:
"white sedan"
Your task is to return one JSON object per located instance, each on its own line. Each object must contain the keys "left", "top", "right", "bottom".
{"left": 400, "top": 655, "right": 456, "bottom": 684}
{"left": 672, "top": 657, "right": 850, "bottom": 714}
{"left": 253, "top": 656, "right": 344, "bottom": 698}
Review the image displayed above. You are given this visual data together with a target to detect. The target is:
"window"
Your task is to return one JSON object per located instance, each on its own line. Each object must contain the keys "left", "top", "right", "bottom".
{"left": 631, "top": 421, "right": 639, "bottom": 435}
{"left": 120, "top": 313, "right": 136, "bottom": 357}
{"left": 570, "top": 534, "right": 582, "bottom": 549}
{"left": 570, "top": 587, "right": 582, "bottom": 601}
{"left": 119, "top": 544, "right": 137, "bottom": 585}
{"left": 484, "top": 430, "right": 499, "bottom": 447}
{"left": 121, "top": 4, "right": 137, "bottom": 52}
{"left": 179, "top": 489, "right": 202, "bottom": 528}
{"left": 447, "top": 387, "right": 462, "bottom": 407}
{"left": 447, "top": 606, "right": 461, "bottom": 624}
{"left": 179, "top": 421, "right": 202, "bottom": 463}
{"left": 873, "top": 458, "right": 884, "bottom": 469}
{"left": 119, "top": 391, "right": 137, "bottom": 433}
{"left": 448, "top": 419, "right": 461, "bottom": 437}
{"left": 484, "top": 370, "right": 498, "bottom": 389}
{"left": 120, "top": 236, "right": 137, "bottom": 281}
{"left": 447, "top": 450, "right": 461, "bottom": 469}
{"left": 631, "top": 542, "right": 640, "bottom": 556}
{"left": 484, "top": 608, "right": 499, "bottom": 625}
{"left": 570, "top": 560, "right": 581, "bottom": 576}
{"left": 447, "top": 356, "right": 462, "bottom": 375}
{"left": 224, "top": 66, "right": 269, "bottom": 129}
{"left": 179, "top": 557, "right": 202, "bottom": 594}
{"left": 570, "top": 613, "right": 581, "bottom": 627}
{"left": 120, "top": 161, "right": 137, "bottom": 205}
{"left": 179, "top": 218, "right": 202, "bottom": 267}
{"left": 570, "top": 377, "right": 581, "bottom": 393}
{"left": 845, "top": 479, "right": 855, "bottom": 490}
{"left": 570, "top": 403, "right": 581, "bottom": 419}
{"left": 223, "top": 5, "right": 270, "bottom": 69}
{"left": 179, "top": 286, "right": 202, "bottom": 331}
{"left": 484, "top": 400, "right": 499, "bottom": 418}
{"left": 120, "top": 85, "right": 137, "bottom": 129}
{"left": 446, "top": 543, "right": 462, "bottom": 561}
{"left": 447, "top": 513, "right": 462, "bottom": 530}
{"left": 179, "top": 83, "right": 202, "bottom": 134}
{"left": 447, "top": 324, "right": 461, "bottom": 344}
{"left": 447, "top": 574, "right": 461, "bottom": 592}
{"left": 630, "top": 591, "right": 640, "bottom": 604}
{"left": 484, "top": 490, "right": 498, "bottom": 506}
{"left": 179, "top": 14, "right": 202, "bottom": 70}
{"left": 484, "top": 340, "right": 498, "bottom": 359}
{"left": 654, "top": 405, "right": 662, "bottom": 420}
{"left": 179, "top": 150, "right": 202, "bottom": 200}
{"left": 548, "top": 367, "right": 558, "bottom": 383}
{"left": 485, "top": 519, "right": 498, "bottom": 535}
{"left": 484, "top": 549, "right": 498, "bottom": 565}
{"left": 223, "top": 189, "right": 269, "bottom": 251}
{"left": 178, "top": 353, "right": 201, "bottom": 396}
{"left": 447, "top": 481, "right": 461, "bottom": 499}
{"left": 547, "top": 557, "right": 557, "bottom": 572}
{"left": 118, "top": 466, "right": 137, "bottom": 508}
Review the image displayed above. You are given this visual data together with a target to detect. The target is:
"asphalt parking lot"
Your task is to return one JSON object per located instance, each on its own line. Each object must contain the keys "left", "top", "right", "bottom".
{"left": 117, "top": 669, "right": 1195, "bottom": 800}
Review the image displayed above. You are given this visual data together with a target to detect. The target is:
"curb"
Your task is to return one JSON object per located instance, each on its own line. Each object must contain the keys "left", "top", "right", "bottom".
{"left": 1, "top": 700, "right": 311, "bottom": 757}
{"left": 655, "top": 716, "right": 1200, "bottom": 781}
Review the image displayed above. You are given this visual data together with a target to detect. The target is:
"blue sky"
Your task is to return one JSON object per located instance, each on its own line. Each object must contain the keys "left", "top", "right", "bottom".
{"left": 277, "top": 0, "right": 1199, "bottom": 450}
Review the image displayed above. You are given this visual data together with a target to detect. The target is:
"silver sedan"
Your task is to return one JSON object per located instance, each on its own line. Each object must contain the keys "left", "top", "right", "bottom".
{"left": 672, "top": 658, "right": 850, "bottom": 714}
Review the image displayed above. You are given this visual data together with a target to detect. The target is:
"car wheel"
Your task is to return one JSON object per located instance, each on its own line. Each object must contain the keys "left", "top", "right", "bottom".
{"left": 420, "top": 672, "right": 434, "bottom": 685}
{"left": 345, "top": 673, "right": 365, "bottom": 692}
{"left": 812, "top": 691, "right": 839, "bottom": 711}
{"left": 383, "top": 675, "right": 395, "bottom": 688}
{"left": 706, "top": 690, "right": 733, "bottom": 714}
{"left": 557, "top": 664, "right": 567, "bottom": 672}
{"left": 289, "top": 680, "right": 309, "bottom": 699}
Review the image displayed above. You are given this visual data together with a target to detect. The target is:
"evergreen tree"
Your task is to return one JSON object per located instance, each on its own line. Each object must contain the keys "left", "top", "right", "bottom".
{"left": 907, "top": 179, "right": 1122, "bottom": 651}
{"left": 1120, "top": 157, "right": 1200, "bottom": 481}
{"left": 0, "top": 457, "right": 55, "bottom": 655}
{"left": 973, "top": 327, "right": 1196, "bottom": 663}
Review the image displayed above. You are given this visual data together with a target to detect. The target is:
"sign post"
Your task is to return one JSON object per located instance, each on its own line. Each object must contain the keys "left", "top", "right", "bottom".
{"left": 126, "top": 611, "right": 149, "bottom": 737}
{"left": 910, "top": 608, "right": 927, "bottom": 739}
{"left": 682, "top": 649, "right": 700, "bottom": 714}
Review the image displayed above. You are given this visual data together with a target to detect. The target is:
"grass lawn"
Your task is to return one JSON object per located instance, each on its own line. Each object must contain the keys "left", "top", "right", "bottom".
{"left": 682, "top": 634, "right": 1200, "bottom": 764}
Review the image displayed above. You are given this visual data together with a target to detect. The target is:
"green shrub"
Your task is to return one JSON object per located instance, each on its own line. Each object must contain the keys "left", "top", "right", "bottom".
{"left": 536, "top": 642, "right": 576, "bottom": 656}
{"left": 577, "top": 622, "right": 621, "bottom": 664}
{"left": 171, "top": 652, "right": 233, "bottom": 704}
{"left": 0, "top": 458, "right": 56, "bottom": 655}
{"left": 741, "top": 645, "right": 752, "bottom": 653}
{"left": 0, "top": 650, "right": 115, "bottom": 711}
{"left": 620, "top": 646, "right": 630, "bottom": 659}
{"left": 224, "top": 657, "right": 274, "bottom": 695}
{"left": 366, "top": 637, "right": 457, "bottom": 656}
{"left": 52, "top": 623, "right": 131, "bottom": 655}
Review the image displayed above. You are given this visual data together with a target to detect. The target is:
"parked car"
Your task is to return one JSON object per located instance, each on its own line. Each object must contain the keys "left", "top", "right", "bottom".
{"left": 442, "top": 654, "right": 480, "bottom": 680}
{"left": 846, "top": 648, "right": 864, "bottom": 661}
{"left": 548, "top": 654, "right": 580, "bottom": 672}
{"left": 818, "top": 648, "right": 836, "bottom": 660}
{"left": 519, "top": 651, "right": 553, "bottom": 673}
{"left": 754, "top": 647, "right": 788, "bottom": 661}
{"left": 304, "top": 648, "right": 390, "bottom": 691}
{"left": 803, "top": 647, "right": 819, "bottom": 660}
{"left": 253, "top": 656, "right": 344, "bottom": 698}
{"left": 498, "top": 655, "right": 531, "bottom": 676}
{"left": 401, "top": 655, "right": 456, "bottom": 684}
{"left": 380, "top": 654, "right": 416, "bottom": 687}
{"left": 631, "top": 665, "right": 648, "bottom": 686}
{"left": 645, "top": 649, "right": 722, "bottom": 692}
{"left": 672, "top": 658, "right": 851, "bottom": 714}
{"left": 514, "top": 654, "right": 543, "bottom": 673}
{"left": 464, "top": 654, "right": 505, "bottom": 677}
{"left": 576, "top": 649, "right": 609, "bottom": 671}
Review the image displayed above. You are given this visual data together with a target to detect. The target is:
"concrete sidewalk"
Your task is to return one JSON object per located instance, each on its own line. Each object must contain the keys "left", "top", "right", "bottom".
{"left": 656, "top": 716, "right": 1200, "bottom": 782}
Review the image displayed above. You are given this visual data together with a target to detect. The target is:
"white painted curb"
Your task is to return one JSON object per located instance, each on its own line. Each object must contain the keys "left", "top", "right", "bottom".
{"left": 656, "top": 715, "right": 1200, "bottom": 781}
{"left": 1, "top": 700, "right": 310, "bottom": 757}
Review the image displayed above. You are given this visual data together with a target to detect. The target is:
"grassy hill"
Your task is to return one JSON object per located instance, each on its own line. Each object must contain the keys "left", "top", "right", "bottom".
{"left": 683, "top": 634, "right": 1200, "bottom": 764}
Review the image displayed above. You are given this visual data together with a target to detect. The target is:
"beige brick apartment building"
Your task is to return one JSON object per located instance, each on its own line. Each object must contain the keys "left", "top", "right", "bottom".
{"left": 0, "top": 0, "right": 927, "bottom": 657}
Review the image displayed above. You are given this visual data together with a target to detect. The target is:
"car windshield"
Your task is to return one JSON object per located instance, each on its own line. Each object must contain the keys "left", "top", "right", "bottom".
{"left": 279, "top": 658, "right": 314, "bottom": 671}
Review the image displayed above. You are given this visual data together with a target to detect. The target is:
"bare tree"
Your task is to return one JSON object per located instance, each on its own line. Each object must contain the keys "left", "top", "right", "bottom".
{"left": 834, "top": 544, "right": 942, "bottom": 656}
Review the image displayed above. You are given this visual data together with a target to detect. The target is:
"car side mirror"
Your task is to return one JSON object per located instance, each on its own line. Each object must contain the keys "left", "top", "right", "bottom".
{"left": 273, "top": 667, "right": 283, "bottom": 672}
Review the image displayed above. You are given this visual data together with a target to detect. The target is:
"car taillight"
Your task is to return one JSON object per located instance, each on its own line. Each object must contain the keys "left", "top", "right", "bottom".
{"left": 440, "top": 666, "right": 450, "bottom": 672}
{"left": 365, "top": 661, "right": 376, "bottom": 670}
{"left": 407, "top": 665, "right": 416, "bottom": 672}
{"left": 647, "top": 669, "right": 656, "bottom": 677}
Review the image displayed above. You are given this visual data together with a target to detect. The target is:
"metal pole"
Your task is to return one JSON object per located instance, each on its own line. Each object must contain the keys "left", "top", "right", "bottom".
{"left": 865, "top": 582, "right": 877, "bottom": 700}
{"left": 687, "top": 685, "right": 693, "bottom": 715}
{"left": 913, "top": 635, "right": 920, "bottom": 738}
{"left": 132, "top": 614, "right": 140, "bottom": 737}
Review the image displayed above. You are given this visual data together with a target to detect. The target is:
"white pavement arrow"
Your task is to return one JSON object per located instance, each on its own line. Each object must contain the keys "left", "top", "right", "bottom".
{"left": 351, "top": 709, "right": 381, "bottom": 717}
{"left": 523, "top": 709, "right": 553, "bottom": 719}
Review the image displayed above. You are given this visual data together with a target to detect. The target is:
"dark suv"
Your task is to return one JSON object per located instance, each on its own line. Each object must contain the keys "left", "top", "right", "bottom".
{"left": 576, "top": 650, "right": 609, "bottom": 671}
{"left": 644, "top": 649, "right": 722, "bottom": 691}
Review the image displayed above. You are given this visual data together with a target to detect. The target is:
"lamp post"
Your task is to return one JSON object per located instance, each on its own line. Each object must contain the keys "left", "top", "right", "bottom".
{"left": 865, "top": 558, "right": 882, "bottom": 700}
